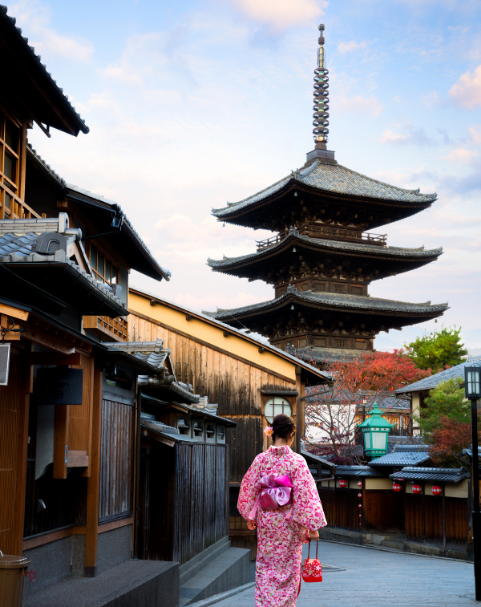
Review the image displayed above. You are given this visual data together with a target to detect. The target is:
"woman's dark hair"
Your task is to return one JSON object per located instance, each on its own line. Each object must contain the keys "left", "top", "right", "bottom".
{"left": 271, "top": 414, "right": 295, "bottom": 442}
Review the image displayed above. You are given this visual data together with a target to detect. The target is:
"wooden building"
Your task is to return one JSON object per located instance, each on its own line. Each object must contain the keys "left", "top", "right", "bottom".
{"left": 127, "top": 288, "right": 333, "bottom": 556}
{"left": 206, "top": 25, "right": 446, "bottom": 366}
{"left": 396, "top": 358, "right": 481, "bottom": 436}
{"left": 0, "top": 7, "right": 178, "bottom": 602}
{"left": 318, "top": 455, "right": 470, "bottom": 560}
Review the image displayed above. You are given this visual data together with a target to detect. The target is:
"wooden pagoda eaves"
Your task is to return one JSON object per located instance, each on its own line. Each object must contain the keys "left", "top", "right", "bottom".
{"left": 0, "top": 5, "right": 89, "bottom": 136}
{"left": 207, "top": 227, "right": 443, "bottom": 284}
{"left": 212, "top": 160, "right": 437, "bottom": 231}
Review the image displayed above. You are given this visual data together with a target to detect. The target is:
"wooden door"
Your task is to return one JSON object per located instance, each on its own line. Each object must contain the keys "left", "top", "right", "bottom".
{"left": 137, "top": 448, "right": 150, "bottom": 560}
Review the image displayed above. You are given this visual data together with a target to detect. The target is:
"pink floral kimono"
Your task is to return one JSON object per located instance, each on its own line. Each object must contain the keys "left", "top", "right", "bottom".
{"left": 238, "top": 445, "right": 327, "bottom": 607}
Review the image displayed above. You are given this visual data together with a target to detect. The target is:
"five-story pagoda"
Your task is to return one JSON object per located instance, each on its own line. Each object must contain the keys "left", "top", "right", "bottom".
{"left": 206, "top": 25, "right": 447, "bottom": 364}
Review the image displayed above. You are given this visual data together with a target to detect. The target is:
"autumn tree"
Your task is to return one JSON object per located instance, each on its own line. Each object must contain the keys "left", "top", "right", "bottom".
{"left": 405, "top": 326, "right": 468, "bottom": 373}
{"left": 413, "top": 377, "right": 469, "bottom": 440}
{"left": 304, "top": 350, "right": 431, "bottom": 463}
{"left": 429, "top": 416, "right": 475, "bottom": 468}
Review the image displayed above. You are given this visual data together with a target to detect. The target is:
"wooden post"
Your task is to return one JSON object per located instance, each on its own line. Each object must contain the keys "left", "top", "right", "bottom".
{"left": 84, "top": 365, "right": 102, "bottom": 577}
{"left": 133, "top": 384, "right": 142, "bottom": 559}
{"left": 14, "top": 348, "right": 32, "bottom": 555}
{"left": 442, "top": 485, "right": 446, "bottom": 552}
{"left": 295, "top": 369, "right": 302, "bottom": 453}
{"left": 53, "top": 405, "right": 69, "bottom": 479}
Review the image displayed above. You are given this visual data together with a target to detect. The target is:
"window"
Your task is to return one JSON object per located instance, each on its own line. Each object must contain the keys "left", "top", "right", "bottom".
{"left": 0, "top": 110, "right": 21, "bottom": 214}
{"left": 264, "top": 397, "right": 292, "bottom": 423}
{"left": 89, "top": 243, "right": 119, "bottom": 284}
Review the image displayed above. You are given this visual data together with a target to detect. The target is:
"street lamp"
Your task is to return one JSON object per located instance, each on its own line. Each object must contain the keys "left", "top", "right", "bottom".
{"left": 357, "top": 402, "right": 395, "bottom": 458}
{"left": 465, "top": 366, "right": 481, "bottom": 601}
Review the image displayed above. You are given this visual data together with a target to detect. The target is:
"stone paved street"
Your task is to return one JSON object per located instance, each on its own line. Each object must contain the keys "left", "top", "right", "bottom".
{"left": 212, "top": 541, "right": 475, "bottom": 607}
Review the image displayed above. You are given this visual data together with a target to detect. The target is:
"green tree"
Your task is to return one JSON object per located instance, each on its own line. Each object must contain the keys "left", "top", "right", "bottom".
{"left": 414, "top": 377, "right": 469, "bottom": 441}
{"left": 405, "top": 326, "right": 468, "bottom": 372}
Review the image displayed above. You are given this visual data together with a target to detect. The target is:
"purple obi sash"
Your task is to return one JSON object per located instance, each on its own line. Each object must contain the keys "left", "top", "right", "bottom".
{"left": 248, "top": 475, "right": 293, "bottom": 520}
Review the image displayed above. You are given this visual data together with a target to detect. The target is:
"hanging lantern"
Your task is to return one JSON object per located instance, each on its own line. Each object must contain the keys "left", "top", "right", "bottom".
{"left": 358, "top": 481, "right": 362, "bottom": 487}
{"left": 357, "top": 403, "right": 395, "bottom": 458}
{"left": 393, "top": 482, "right": 402, "bottom": 493}
{"left": 412, "top": 484, "right": 422, "bottom": 494}
{"left": 338, "top": 479, "right": 347, "bottom": 489}
{"left": 432, "top": 485, "right": 442, "bottom": 496}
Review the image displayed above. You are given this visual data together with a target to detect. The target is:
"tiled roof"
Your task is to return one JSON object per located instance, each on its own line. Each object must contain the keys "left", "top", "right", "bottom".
{"left": 131, "top": 287, "right": 332, "bottom": 384}
{"left": 390, "top": 467, "right": 469, "bottom": 483}
{"left": 0, "top": 5, "right": 89, "bottom": 134}
{"left": 303, "top": 388, "right": 409, "bottom": 412}
{"left": 207, "top": 285, "right": 448, "bottom": 318}
{"left": 0, "top": 214, "right": 126, "bottom": 314}
{"left": 396, "top": 358, "right": 480, "bottom": 394}
{"left": 369, "top": 451, "right": 431, "bottom": 467}
{"left": 212, "top": 159, "right": 436, "bottom": 218}
{"left": 104, "top": 339, "right": 200, "bottom": 404}
{"left": 25, "top": 145, "right": 170, "bottom": 282}
{"left": 334, "top": 465, "right": 385, "bottom": 478}
{"left": 208, "top": 228, "right": 442, "bottom": 268}
{"left": 293, "top": 346, "right": 365, "bottom": 364}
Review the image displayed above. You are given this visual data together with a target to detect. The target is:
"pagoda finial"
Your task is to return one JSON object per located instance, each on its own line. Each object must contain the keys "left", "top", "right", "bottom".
{"left": 313, "top": 24, "right": 329, "bottom": 148}
{"left": 306, "top": 24, "right": 335, "bottom": 164}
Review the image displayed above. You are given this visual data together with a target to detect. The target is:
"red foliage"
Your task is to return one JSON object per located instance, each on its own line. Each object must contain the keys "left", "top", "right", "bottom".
{"left": 429, "top": 415, "right": 477, "bottom": 467}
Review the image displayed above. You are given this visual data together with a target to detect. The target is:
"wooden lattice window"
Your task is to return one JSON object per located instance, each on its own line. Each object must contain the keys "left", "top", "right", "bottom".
{"left": 0, "top": 110, "right": 21, "bottom": 213}
{"left": 264, "top": 397, "right": 292, "bottom": 423}
{"left": 89, "top": 243, "right": 119, "bottom": 284}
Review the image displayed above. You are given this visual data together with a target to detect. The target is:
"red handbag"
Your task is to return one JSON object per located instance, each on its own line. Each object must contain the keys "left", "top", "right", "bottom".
{"left": 297, "top": 540, "right": 322, "bottom": 597}
{"left": 302, "top": 540, "right": 322, "bottom": 582}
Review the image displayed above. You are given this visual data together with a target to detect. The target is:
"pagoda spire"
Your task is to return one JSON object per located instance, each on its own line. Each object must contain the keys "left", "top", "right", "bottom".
{"left": 307, "top": 24, "right": 335, "bottom": 164}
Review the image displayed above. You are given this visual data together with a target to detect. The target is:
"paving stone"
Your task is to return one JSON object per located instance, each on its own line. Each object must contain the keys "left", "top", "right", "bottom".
{"left": 210, "top": 541, "right": 475, "bottom": 606}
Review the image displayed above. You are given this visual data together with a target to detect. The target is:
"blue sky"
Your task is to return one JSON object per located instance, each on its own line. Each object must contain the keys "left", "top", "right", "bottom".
{"left": 8, "top": 0, "right": 481, "bottom": 352}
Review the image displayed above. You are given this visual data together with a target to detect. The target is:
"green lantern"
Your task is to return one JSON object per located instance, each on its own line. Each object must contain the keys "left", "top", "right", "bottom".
{"left": 357, "top": 402, "right": 395, "bottom": 458}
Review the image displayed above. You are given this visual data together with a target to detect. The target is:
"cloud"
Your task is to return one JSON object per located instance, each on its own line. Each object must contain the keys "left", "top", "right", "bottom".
{"left": 337, "top": 95, "right": 383, "bottom": 117}
{"left": 9, "top": 0, "right": 93, "bottom": 62}
{"left": 442, "top": 148, "right": 478, "bottom": 163}
{"left": 337, "top": 41, "right": 366, "bottom": 54}
{"left": 469, "top": 126, "right": 481, "bottom": 144}
{"left": 225, "top": 0, "right": 327, "bottom": 32}
{"left": 421, "top": 91, "right": 441, "bottom": 108}
{"left": 449, "top": 65, "right": 481, "bottom": 109}
{"left": 380, "top": 124, "right": 433, "bottom": 146}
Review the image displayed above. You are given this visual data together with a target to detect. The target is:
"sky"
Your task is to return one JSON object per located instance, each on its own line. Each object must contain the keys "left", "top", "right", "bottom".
{"left": 7, "top": 0, "right": 481, "bottom": 352}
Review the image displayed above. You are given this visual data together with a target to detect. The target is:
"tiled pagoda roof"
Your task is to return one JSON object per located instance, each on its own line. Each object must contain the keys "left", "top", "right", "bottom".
{"left": 205, "top": 286, "right": 448, "bottom": 320}
{"left": 207, "top": 228, "right": 442, "bottom": 270}
{"left": 212, "top": 160, "right": 437, "bottom": 218}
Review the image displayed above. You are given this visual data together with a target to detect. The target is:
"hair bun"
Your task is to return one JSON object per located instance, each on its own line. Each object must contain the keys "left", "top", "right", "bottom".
{"left": 271, "top": 414, "right": 295, "bottom": 442}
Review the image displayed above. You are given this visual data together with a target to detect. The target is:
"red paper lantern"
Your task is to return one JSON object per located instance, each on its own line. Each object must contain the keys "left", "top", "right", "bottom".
{"left": 393, "top": 482, "right": 402, "bottom": 492}
{"left": 412, "top": 484, "right": 422, "bottom": 494}
{"left": 432, "top": 485, "right": 442, "bottom": 496}
{"left": 338, "top": 479, "right": 347, "bottom": 488}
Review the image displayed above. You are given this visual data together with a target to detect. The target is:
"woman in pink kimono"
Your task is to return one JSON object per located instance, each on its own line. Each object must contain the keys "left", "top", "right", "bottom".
{"left": 238, "top": 414, "right": 327, "bottom": 607}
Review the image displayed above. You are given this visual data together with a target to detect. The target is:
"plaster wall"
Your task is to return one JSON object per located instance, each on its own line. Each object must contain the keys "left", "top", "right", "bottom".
{"left": 365, "top": 478, "right": 393, "bottom": 490}
{"left": 445, "top": 479, "right": 469, "bottom": 498}
{"left": 129, "top": 291, "right": 296, "bottom": 381}
{"left": 411, "top": 393, "right": 421, "bottom": 436}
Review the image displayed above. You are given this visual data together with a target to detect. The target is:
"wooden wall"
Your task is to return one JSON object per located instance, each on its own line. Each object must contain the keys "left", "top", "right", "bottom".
{"left": 144, "top": 442, "right": 228, "bottom": 565}
{"left": 130, "top": 313, "right": 296, "bottom": 483}
{"left": 0, "top": 346, "right": 27, "bottom": 554}
{"left": 365, "top": 490, "right": 404, "bottom": 533}
{"left": 99, "top": 399, "right": 134, "bottom": 522}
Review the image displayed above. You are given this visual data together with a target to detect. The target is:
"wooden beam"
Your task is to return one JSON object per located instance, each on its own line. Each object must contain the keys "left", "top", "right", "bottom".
{"left": 67, "top": 450, "right": 89, "bottom": 468}
{"left": 13, "top": 348, "right": 31, "bottom": 555}
{"left": 22, "top": 325, "right": 75, "bottom": 355}
{"left": 53, "top": 405, "right": 69, "bottom": 479}
{"left": 29, "top": 352, "right": 81, "bottom": 366}
{"left": 85, "top": 365, "right": 102, "bottom": 577}
{"left": 0, "top": 303, "right": 29, "bottom": 321}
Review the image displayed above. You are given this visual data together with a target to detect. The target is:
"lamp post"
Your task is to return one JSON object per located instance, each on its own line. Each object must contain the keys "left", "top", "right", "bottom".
{"left": 465, "top": 366, "right": 481, "bottom": 601}
{"left": 357, "top": 402, "right": 395, "bottom": 459}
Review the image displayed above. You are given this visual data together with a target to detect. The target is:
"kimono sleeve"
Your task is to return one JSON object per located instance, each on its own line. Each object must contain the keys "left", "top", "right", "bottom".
{"left": 289, "top": 456, "right": 327, "bottom": 531}
{"left": 237, "top": 457, "right": 260, "bottom": 520}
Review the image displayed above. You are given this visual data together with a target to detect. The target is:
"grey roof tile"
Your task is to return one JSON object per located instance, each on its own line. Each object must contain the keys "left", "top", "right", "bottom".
{"left": 334, "top": 465, "right": 385, "bottom": 478}
{"left": 212, "top": 160, "right": 436, "bottom": 217}
{"left": 396, "top": 358, "right": 481, "bottom": 394}
{"left": 207, "top": 285, "right": 448, "bottom": 318}
{"left": 369, "top": 451, "right": 431, "bottom": 467}
{"left": 390, "top": 467, "right": 469, "bottom": 483}
{"left": 208, "top": 228, "right": 442, "bottom": 268}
